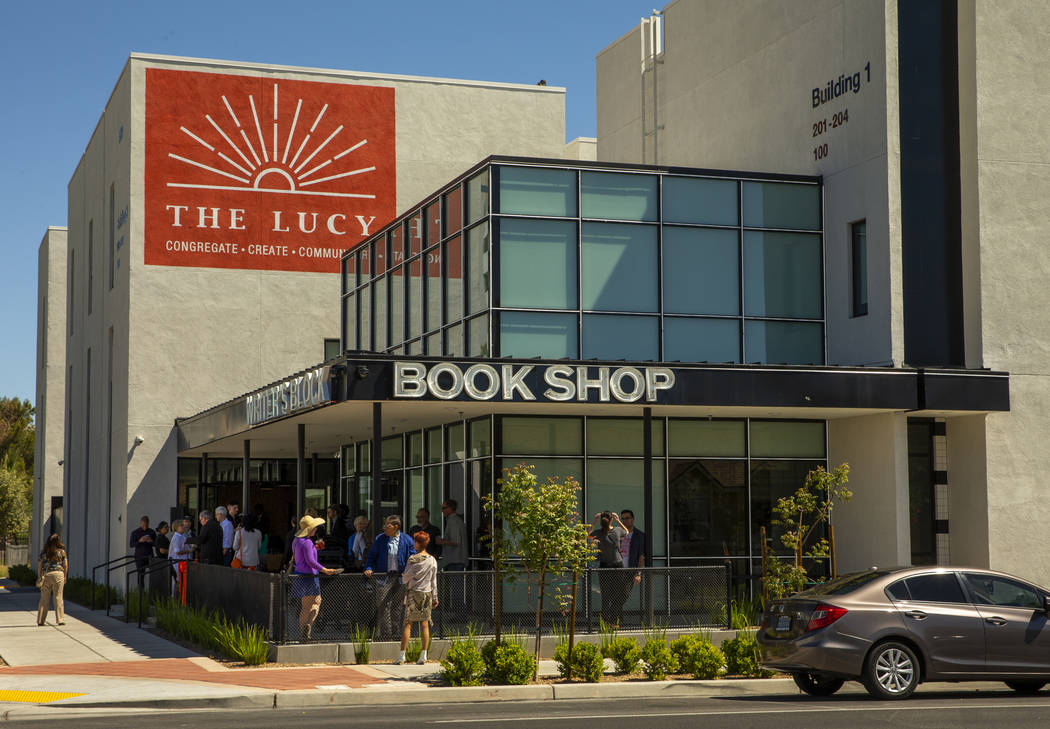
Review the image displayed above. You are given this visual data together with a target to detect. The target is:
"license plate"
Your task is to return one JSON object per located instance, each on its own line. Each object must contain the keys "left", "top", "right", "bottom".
{"left": 775, "top": 615, "right": 792, "bottom": 632}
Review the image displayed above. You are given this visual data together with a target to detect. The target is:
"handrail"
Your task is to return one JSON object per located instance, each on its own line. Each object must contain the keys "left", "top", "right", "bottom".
{"left": 104, "top": 558, "right": 139, "bottom": 616}
{"left": 90, "top": 555, "right": 137, "bottom": 611}
{"left": 124, "top": 559, "right": 173, "bottom": 627}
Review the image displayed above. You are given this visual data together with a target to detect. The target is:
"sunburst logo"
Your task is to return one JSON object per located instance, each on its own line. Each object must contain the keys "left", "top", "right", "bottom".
{"left": 170, "top": 83, "right": 375, "bottom": 199}
{"left": 145, "top": 68, "right": 396, "bottom": 273}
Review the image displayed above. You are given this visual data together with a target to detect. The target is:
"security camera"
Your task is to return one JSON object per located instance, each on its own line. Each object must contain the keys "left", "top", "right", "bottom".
{"left": 134, "top": 435, "right": 145, "bottom": 445}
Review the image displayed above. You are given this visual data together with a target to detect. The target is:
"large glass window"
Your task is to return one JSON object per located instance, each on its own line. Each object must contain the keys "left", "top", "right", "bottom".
{"left": 750, "top": 459, "right": 825, "bottom": 554}
{"left": 582, "top": 314, "right": 658, "bottom": 361}
{"left": 587, "top": 418, "right": 644, "bottom": 456}
{"left": 497, "top": 166, "right": 577, "bottom": 217}
{"left": 581, "top": 223, "right": 658, "bottom": 312}
{"left": 373, "top": 276, "right": 387, "bottom": 351}
{"left": 744, "top": 320, "right": 824, "bottom": 365}
{"left": 663, "top": 177, "right": 738, "bottom": 226}
{"left": 408, "top": 258, "right": 423, "bottom": 339}
{"left": 342, "top": 294, "right": 357, "bottom": 350}
{"left": 445, "top": 235, "right": 464, "bottom": 323}
{"left": 466, "top": 223, "right": 489, "bottom": 315}
{"left": 389, "top": 267, "right": 404, "bottom": 346}
{"left": 500, "top": 311, "right": 577, "bottom": 359}
{"left": 581, "top": 172, "right": 658, "bottom": 221}
{"left": 501, "top": 417, "right": 582, "bottom": 455}
{"left": 743, "top": 231, "right": 822, "bottom": 319}
{"left": 498, "top": 219, "right": 577, "bottom": 309}
{"left": 587, "top": 458, "right": 647, "bottom": 528}
{"left": 443, "top": 186, "right": 462, "bottom": 238}
{"left": 851, "top": 220, "right": 868, "bottom": 317}
{"left": 742, "top": 181, "right": 821, "bottom": 230}
{"left": 668, "top": 419, "right": 746, "bottom": 458}
{"left": 391, "top": 223, "right": 406, "bottom": 267}
{"left": 663, "top": 318, "right": 739, "bottom": 363}
{"left": 426, "top": 247, "right": 441, "bottom": 333}
{"left": 445, "top": 323, "right": 463, "bottom": 357}
{"left": 358, "top": 283, "right": 371, "bottom": 350}
{"left": 669, "top": 459, "right": 747, "bottom": 557}
{"left": 750, "top": 421, "right": 826, "bottom": 458}
{"left": 663, "top": 227, "right": 739, "bottom": 315}
{"left": 467, "top": 314, "right": 489, "bottom": 357}
{"left": 466, "top": 170, "right": 489, "bottom": 225}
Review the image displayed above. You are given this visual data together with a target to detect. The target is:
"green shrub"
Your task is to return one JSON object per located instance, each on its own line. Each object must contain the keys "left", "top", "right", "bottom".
{"left": 670, "top": 633, "right": 725, "bottom": 679}
{"left": 554, "top": 640, "right": 603, "bottom": 683}
{"left": 606, "top": 636, "right": 642, "bottom": 674}
{"left": 351, "top": 624, "right": 372, "bottom": 664}
{"left": 64, "top": 577, "right": 119, "bottom": 608}
{"left": 122, "top": 588, "right": 152, "bottom": 622}
{"left": 722, "top": 631, "right": 773, "bottom": 678}
{"left": 154, "top": 598, "right": 268, "bottom": 664}
{"left": 405, "top": 637, "right": 422, "bottom": 663}
{"left": 482, "top": 640, "right": 536, "bottom": 685}
{"left": 214, "top": 617, "right": 270, "bottom": 665}
{"left": 8, "top": 564, "right": 36, "bottom": 586}
{"left": 641, "top": 639, "right": 678, "bottom": 681}
{"left": 441, "top": 640, "right": 485, "bottom": 686}
{"left": 598, "top": 617, "right": 618, "bottom": 658}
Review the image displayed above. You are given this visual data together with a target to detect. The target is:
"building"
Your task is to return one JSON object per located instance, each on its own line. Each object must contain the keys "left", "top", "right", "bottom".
{"left": 38, "top": 53, "right": 571, "bottom": 573}
{"left": 597, "top": 0, "right": 1044, "bottom": 581}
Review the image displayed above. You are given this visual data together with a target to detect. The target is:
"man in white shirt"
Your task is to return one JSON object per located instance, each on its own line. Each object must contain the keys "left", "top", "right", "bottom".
{"left": 215, "top": 506, "right": 234, "bottom": 566}
{"left": 168, "top": 518, "right": 192, "bottom": 599}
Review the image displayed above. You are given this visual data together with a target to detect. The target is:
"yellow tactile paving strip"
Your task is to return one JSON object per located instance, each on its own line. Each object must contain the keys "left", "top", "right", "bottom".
{"left": 0, "top": 690, "right": 86, "bottom": 704}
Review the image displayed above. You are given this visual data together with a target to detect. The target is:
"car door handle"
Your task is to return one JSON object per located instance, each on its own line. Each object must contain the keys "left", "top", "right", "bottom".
{"left": 904, "top": 610, "right": 927, "bottom": 620}
{"left": 985, "top": 617, "right": 1007, "bottom": 626}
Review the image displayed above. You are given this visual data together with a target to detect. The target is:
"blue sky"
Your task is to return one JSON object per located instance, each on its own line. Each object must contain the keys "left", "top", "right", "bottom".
{"left": 0, "top": 0, "right": 653, "bottom": 404}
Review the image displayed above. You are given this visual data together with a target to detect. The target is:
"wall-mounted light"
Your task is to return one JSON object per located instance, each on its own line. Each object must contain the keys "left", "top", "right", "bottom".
{"left": 134, "top": 435, "right": 145, "bottom": 445}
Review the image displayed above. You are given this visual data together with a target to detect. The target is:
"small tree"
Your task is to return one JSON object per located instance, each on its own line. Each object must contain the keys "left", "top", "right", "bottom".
{"left": 486, "top": 464, "right": 596, "bottom": 679}
{"left": 763, "top": 462, "right": 851, "bottom": 599}
{"left": 0, "top": 454, "right": 32, "bottom": 545}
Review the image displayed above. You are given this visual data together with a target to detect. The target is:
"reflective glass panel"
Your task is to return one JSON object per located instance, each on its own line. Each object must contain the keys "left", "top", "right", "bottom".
{"left": 669, "top": 459, "right": 747, "bottom": 557}
{"left": 444, "top": 235, "right": 463, "bottom": 323}
{"left": 389, "top": 266, "right": 404, "bottom": 346}
{"left": 381, "top": 435, "right": 403, "bottom": 471}
{"left": 500, "top": 417, "right": 583, "bottom": 455}
{"left": 582, "top": 314, "right": 658, "bottom": 361}
{"left": 373, "top": 237, "right": 387, "bottom": 276}
{"left": 467, "top": 313, "right": 490, "bottom": 357}
{"left": 587, "top": 418, "right": 644, "bottom": 456}
{"left": 408, "top": 469, "right": 424, "bottom": 517}
{"left": 580, "top": 171, "right": 657, "bottom": 221}
{"left": 425, "top": 427, "right": 442, "bottom": 464}
{"left": 663, "top": 176, "right": 738, "bottom": 226}
{"left": 426, "top": 246, "right": 442, "bottom": 332}
{"left": 743, "top": 231, "right": 822, "bottom": 319}
{"left": 587, "top": 457, "right": 646, "bottom": 525}
{"left": 424, "top": 201, "right": 440, "bottom": 248}
{"left": 466, "top": 170, "right": 489, "bottom": 225}
{"left": 497, "top": 165, "right": 577, "bottom": 217}
{"left": 668, "top": 419, "right": 746, "bottom": 458}
{"left": 359, "top": 245, "right": 371, "bottom": 279}
{"left": 358, "top": 283, "right": 371, "bottom": 350}
{"left": 408, "top": 258, "right": 423, "bottom": 339}
{"left": 466, "top": 223, "right": 489, "bottom": 315}
{"left": 447, "top": 423, "right": 466, "bottom": 460}
{"left": 750, "top": 459, "right": 826, "bottom": 551}
{"left": 343, "top": 252, "right": 357, "bottom": 292}
{"left": 426, "top": 331, "right": 442, "bottom": 355}
{"left": 445, "top": 323, "right": 463, "bottom": 357}
{"left": 749, "top": 421, "right": 826, "bottom": 458}
{"left": 499, "top": 311, "right": 577, "bottom": 359}
{"left": 444, "top": 186, "right": 463, "bottom": 237}
{"left": 408, "top": 432, "right": 423, "bottom": 467}
{"left": 373, "top": 276, "right": 387, "bottom": 351}
{"left": 744, "top": 320, "right": 824, "bottom": 364}
{"left": 470, "top": 418, "right": 491, "bottom": 458}
{"left": 663, "top": 318, "right": 740, "bottom": 363}
{"left": 390, "top": 223, "right": 406, "bottom": 267}
{"left": 742, "top": 181, "right": 821, "bottom": 230}
{"left": 663, "top": 227, "right": 739, "bottom": 315}
{"left": 498, "top": 218, "right": 577, "bottom": 309}
{"left": 582, "top": 223, "right": 658, "bottom": 312}
{"left": 342, "top": 294, "right": 357, "bottom": 350}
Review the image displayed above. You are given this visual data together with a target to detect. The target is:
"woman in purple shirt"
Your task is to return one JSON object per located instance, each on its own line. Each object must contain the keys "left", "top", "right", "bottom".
{"left": 291, "top": 515, "right": 337, "bottom": 640}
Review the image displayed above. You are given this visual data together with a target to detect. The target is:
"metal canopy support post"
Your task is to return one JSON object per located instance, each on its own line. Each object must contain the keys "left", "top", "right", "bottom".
{"left": 297, "top": 425, "right": 306, "bottom": 517}
{"left": 372, "top": 402, "right": 382, "bottom": 524}
{"left": 242, "top": 440, "right": 250, "bottom": 517}
{"left": 643, "top": 406, "right": 654, "bottom": 624}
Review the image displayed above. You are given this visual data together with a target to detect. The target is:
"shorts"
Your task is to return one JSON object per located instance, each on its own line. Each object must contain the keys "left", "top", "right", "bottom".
{"left": 291, "top": 572, "right": 321, "bottom": 598}
{"left": 404, "top": 589, "right": 433, "bottom": 623}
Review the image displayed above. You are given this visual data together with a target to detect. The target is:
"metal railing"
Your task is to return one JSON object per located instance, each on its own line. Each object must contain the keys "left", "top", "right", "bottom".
{"left": 90, "top": 555, "right": 138, "bottom": 612}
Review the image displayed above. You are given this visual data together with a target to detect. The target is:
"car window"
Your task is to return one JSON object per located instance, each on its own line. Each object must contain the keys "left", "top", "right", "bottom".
{"left": 885, "top": 579, "right": 910, "bottom": 601}
{"left": 796, "top": 570, "right": 893, "bottom": 597}
{"left": 903, "top": 573, "right": 968, "bottom": 603}
{"left": 962, "top": 573, "right": 1043, "bottom": 609}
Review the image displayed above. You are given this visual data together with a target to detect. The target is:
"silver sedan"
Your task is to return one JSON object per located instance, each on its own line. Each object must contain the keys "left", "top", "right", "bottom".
{"left": 757, "top": 566, "right": 1050, "bottom": 699}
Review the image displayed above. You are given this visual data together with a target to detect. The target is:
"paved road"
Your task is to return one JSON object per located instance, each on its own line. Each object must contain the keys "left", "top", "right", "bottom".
{"left": 8, "top": 691, "right": 1050, "bottom": 728}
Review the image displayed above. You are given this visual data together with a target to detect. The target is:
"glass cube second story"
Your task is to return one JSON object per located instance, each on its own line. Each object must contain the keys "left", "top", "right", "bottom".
{"left": 341, "top": 158, "right": 824, "bottom": 364}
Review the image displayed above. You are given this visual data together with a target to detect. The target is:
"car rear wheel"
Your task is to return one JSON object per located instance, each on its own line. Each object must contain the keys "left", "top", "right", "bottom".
{"left": 1005, "top": 680, "right": 1046, "bottom": 694}
{"left": 862, "top": 641, "right": 919, "bottom": 700}
{"left": 792, "top": 672, "right": 845, "bottom": 697}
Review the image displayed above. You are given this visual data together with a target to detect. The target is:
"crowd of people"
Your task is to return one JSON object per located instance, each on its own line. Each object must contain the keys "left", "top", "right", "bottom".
{"left": 120, "top": 500, "right": 647, "bottom": 659}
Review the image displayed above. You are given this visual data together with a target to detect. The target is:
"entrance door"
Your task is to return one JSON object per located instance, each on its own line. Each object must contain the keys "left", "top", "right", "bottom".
{"left": 961, "top": 572, "right": 1050, "bottom": 675}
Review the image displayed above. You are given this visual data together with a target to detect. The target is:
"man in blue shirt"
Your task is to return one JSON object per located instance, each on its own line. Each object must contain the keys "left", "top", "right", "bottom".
{"left": 364, "top": 515, "right": 415, "bottom": 639}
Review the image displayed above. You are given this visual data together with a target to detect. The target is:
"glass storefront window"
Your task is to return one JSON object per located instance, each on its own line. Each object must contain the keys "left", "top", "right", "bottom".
{"left": 587, "top": 418, "right": 644, "bottom": 456}
{"left": 663, "top": 227, "right": 739, "bottom": 315}
{"left": 408, "top": 258, "right": 423, "bottom": 339}
{"left": 466, "top": 223, "right": 489, "bottom": 315}
{"left": 498, "top": 218, "right": 577, "bottom": 309}
{"left": 580, "top": 171, "right": 658, "bottom": 221}
{"left": 581, "top": 222, "right": 658, "bottom": 312}
{"left": 381, "top": 435, "right": 403, "bottom": 471}
{"left": 447, "top": 422, "right": 466, "bottom": 460}
{"left": 356, "top": 442, "right": 371, "bottom": 474}
{"left": 444, "top": 235, "right": 463, "bottom": 323}
{"left": 499, "top": 457, "right": 583, "bottom": 490}
{"left": 425, "top": 246, "right": 442, "bottom": 333}
{"left": 408, "top": 469, "right": 424, "bottom": 518}
{"left": 470, "top": 418, "right": 491, "bottom": 458}
{"left": 444, "top": 186, "right": 463, "bottom": 237}
{"left": 373, "top": 276, "right": 387, "bottom": 351}
{"left": 582, "top": 314, "right": 658, "bottom": 361}
{"left": 497, "top": 165, "right": 577, "bottom": 217}
{"left": 445, "top": 323, "right": 463, "bottom": 357}
{"left": 466, "top": 170, "right": 489, "bottom": 225}
{"left": 499, "top": 311, "right": 577, "bottom": 359}
{"left": 467, "top": 313, "right": 490, "bottom": 357}
{"left": 743, "top": 231, "right": 822, "bottom": 319}
{"left": 744, "top": 320, "right": 824, "bottom": 365}
{"left": 663, "top": 176, "right": 738, "bottom": 226}
{"left": 425, "top": 427, "right": 442, "bottom": 464}
{"left": 389, "top": 267, "right": 404, "bottom": 346}
{"left": 749, "top": 421, "right": 826, "bottom": 458}
{"left": 587, "top": 457, "right": 646, "bottom": 525}
{"left": 501, "top": 416, "right": 582, "bottom": 455}
{"left": 342, "top": 294, "right": 357, "bottom": 350}
{"left": 750, "top": 459, "right": 826, "bottom": 551}
{"left": 358, "top": 283, "right": 371, "bottom": 351}
{"left": 407, "top": 432, "right": 423, "bottom": 467}
{"left": 742, "top": 181, "right": 821, "bottom": 230}
{"left": 668, "top": 419, "right": 746, "bottom": 458}
{"left": 663, "top": 317, "right": 740, "bottom": 363}
{"left": 669, "top": 459, "right": 747, "bottom": 557}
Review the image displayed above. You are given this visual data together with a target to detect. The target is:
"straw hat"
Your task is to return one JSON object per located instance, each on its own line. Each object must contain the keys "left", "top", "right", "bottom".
{"left": 296, "top": 515, "right": 326, "bottom": 538}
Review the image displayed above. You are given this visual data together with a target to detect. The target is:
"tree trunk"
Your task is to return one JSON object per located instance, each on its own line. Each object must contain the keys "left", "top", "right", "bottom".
{"left": 567, "top": 571, "right": 578, "bottom": 680}
{"left": 533, "top": 568, "right": 546, "bottom": 681}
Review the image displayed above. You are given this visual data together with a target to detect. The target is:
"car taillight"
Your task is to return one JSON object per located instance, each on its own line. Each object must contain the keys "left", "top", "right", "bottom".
{"left": 805, "top": 603, "right": 848, "bottom": 632}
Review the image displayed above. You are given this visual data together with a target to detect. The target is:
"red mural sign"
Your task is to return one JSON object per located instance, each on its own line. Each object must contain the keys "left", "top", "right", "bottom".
{"left": 145, "top": 68, "right": 396, "bottom": 273}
